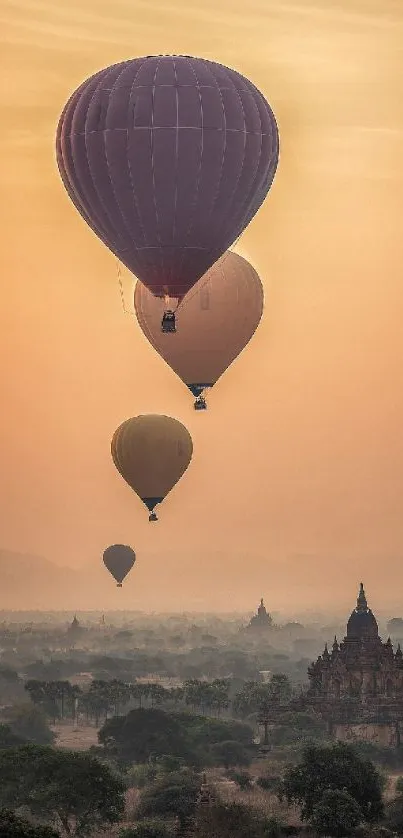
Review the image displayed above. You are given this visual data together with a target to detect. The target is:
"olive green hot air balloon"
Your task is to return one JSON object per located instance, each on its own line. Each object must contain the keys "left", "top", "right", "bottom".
{"left": 103, "top": 544, "right": 136, "bottom": 587}
{"left": 111, "top": 415, "right": 193, "bottom": 521}
{"left": 134, "top": 251, "right": 264, "bottom": 409}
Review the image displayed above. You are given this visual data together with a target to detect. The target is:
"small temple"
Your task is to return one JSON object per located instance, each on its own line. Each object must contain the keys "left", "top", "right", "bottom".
{"left": 245, "top": 598, "right": 273, "bottom": 632}
{"left": 307, "top": 583, "right": 403, "bottom": 744}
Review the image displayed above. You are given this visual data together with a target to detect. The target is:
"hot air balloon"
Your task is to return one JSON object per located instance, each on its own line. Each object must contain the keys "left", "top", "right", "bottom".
{"left": 56, "top": 55, "right": 279, "bottom": 333}
{"left": 111, "top": 415, "right": 193, "bottom": 521}
{"left": 134, "top": 251, "right": 264, "bottom": 409}
{"left": 103, "top": 544, "right": 136, "bottom": 587}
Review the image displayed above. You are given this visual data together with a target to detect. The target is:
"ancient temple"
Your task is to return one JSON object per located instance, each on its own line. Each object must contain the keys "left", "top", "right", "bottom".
{"left": 245, "top": 598, "right": 273, "bottom": 631}
{"left": 66, "top": 615, "right": 84, "bottom": 644}
{"left": 307, "top": 583, "right": 403, "bottom": 745}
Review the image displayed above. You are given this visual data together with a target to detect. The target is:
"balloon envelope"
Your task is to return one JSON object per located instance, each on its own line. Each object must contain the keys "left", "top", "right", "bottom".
{"left": 56, "top": 55, "right": 279, "bottom": 300}
{"left": 134, "top": 251, "right": 264, "bottom": 403}
{"left": 111, "top": 415, "right": 193, "bottom": 517}
{"left": 103, "top": 544, "right": 136, "bottom": 586}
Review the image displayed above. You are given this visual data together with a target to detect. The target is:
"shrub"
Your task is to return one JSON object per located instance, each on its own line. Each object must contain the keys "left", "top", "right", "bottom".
{"left": 395, "top": 775, "right": 403, "bottom": 795}
{"left": 125, "top": 765, "right": 157, "bottom": 789}
{"left": 119, "top": 819, "right": 175, "bottom": 838}
{"left": 230, "top": 771, "right": 252, "bottom": 790}
{"left": 256, "top": 775, "right": 280, "bottom": 792}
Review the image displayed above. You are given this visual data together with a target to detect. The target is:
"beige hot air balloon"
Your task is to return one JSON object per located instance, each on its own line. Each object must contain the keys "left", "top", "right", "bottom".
{"left": 134, "top": 251, "right": 264, "bottom": 409}
{"left": 111, "top": 415, "right": 193, "bottom": 521}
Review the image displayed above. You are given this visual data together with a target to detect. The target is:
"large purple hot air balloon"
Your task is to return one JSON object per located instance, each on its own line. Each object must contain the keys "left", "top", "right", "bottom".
{"left": 56, "top": 55, "right": 279, "bottom": 326}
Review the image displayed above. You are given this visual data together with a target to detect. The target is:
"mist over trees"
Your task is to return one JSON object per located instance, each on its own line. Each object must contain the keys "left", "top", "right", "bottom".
{"left": 0, "top": 607, "right": 400, "bottom": 837}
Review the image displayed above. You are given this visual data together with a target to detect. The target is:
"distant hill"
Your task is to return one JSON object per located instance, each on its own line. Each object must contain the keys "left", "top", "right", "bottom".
{"left": 0, "top": 550, "right": 126, "bottom": 611}
{"left": 0, "top": 550, "right": 82, "bottom": 610}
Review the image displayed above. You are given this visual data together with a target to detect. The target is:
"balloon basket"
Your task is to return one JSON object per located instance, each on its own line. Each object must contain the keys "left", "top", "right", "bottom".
{"left": 194, "top": 396, "right": 207, "bottom": 411}
{"left": 149, "top": 512, "right": 158, "bottom": 522}
{"left": 161, "top": 311, "right": 176, "bottom": 333}
{"left": 117, "top": 583, "right": 123, "bottom": 588}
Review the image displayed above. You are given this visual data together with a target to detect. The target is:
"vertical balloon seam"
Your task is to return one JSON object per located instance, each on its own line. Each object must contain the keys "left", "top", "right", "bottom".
{"left": 173, "top": 56, "right": 205, "bottom": 288}
{"left": 202, "top": 62, "right": 249, "bottom": 262}
{"left": 103, "top": 63, "right": 147, "bottom": 278}
{"left": 86, "top": 66, "right": 136, "bottom": 258}
{"left": 74, "top": 70, "right": 121, "bottom": 245}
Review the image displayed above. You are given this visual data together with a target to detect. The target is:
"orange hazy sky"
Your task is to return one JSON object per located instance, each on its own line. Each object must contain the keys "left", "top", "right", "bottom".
{"left": 1, "top": 0, "right": 403, "bottom": 613}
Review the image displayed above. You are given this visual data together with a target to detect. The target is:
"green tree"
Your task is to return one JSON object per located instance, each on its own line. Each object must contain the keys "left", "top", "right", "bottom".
{"left": 174, "top": 712, "right": 253, "bottom": 748}
{"left": 311, "top": 789, "right": 362, "bottom": 837}
{"left": 395, "top": 775, "right": 403, "bottom": 794}
{"left": 4, "top": 704, "right": 54, "bottom": 745}
{"left": 282, "top": 742, "right": 384, "bottom": 823}
{"left": 210, "top": 740, "right": 252, "bottom": 769}
{"left": 0, "top": 723, "right": 26, "bottom": 748}
{"left": 137, "top": 770, "right": 200, "bottom": 829}
{"left": 209, "top": 679, "right": 231, "bottom": 717}
{"left": 0, "top": 744, "right": 125, "bottom": 836}
{"left": 24, "top": 681, "right": 59, "bottom": 723}
{"left": 130, "top": 683, "right": 148, "bottom": 709}
{"left": 25, "top": 679, "right": 47, "bottom": 706}
{"left": 99, "top": 708, "right": 191, "bottom": 765}
{"left": 106, "top": 679, "right": 131, "bottom": 715}
{"left": 183, "top": 680, "right": 210, "bottom": 714}
{"left": 156, "top": 754, "right": 186, "bottom": 775}
{"left": 230, "top": 771, "right": 253, "bottom": 790}
{"left": 147, "top": 684, "right": 168, "bottom": 708}
{"left": 86, "top": 680, "right": 112, "bottom": 724}
{"left": 383, "top": 795, "right": 403, "bottom": 833}
{"left": 266, "top": 674, "right": 292, "bottom": 706}
{"left": 0, "top": 808, "right": 59, "bottom": 838}
{"left": 233, "top": 674, "right": 292, "bottom": 719}
{"left": 125, "top": 764, "right": 158, "bottom": 789}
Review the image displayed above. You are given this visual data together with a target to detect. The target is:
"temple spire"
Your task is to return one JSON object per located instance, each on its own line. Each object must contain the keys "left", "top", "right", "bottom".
{"left": 356, "top": 582, "right": 367, "bottom": 612}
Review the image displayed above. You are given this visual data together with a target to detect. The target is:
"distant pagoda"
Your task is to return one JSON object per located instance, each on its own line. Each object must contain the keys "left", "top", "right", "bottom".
{"left": 245, "top": 598, "right": 273, "bottom": 632}
{"left": 66, "top": 615, "right": 84, "bottom": 644}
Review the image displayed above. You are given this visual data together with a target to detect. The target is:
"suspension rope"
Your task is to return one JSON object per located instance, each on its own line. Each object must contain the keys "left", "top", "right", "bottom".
{"left": 115, "top": 235, "right": 245, "bottom": 318}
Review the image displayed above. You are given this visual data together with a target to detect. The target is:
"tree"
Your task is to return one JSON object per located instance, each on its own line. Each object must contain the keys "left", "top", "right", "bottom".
{"left": 137, "top": 770, "right": 200, "bottom": 829}
{"left": 126, "top": 764, "right": 158, "bottom": 789}
{"left": 4, "top": 704, "right": 54, "bottom": 745}
{"left": 0, "top": 809, "right": 59, "bottom": 838}
{"left": 25, "top": 681, "right": 59, "bottom": 723}
{"left": 0, "top": 744, "right": 125, "bottom": 836}
{"left": 156, "top": 755, "right": 186, "bottom": 775}
{"left": 395, "top": 775, "right": 403, "bottom": 794}
{"left": 99, "top": 708, "right": 191, "bottom": 764}
{"left": 266, "top": 674, "right": 292, "bottom": 706}
{"left": 383, "top": 795, "right": 403, "bottom": 833}
{"left": 233, "top": 675, "right": 291, "bottom": 720}
{"left": 311, "top": 789, "right": 363, "bottom": 837}
{"left": 209, "top": 679, "right": 231, "bottom": 716}
{"left": 147, "top": 684, "right": 168, "bottom": 708}
{"left": 0, "top": 723, "right": 26, "bottom": 749}
{"left": 282, "top": 742, "right": 384, "bottom": 823}
{"left": 106, "top": 679, "right": 131, "bottom": 715}
{"left": 210, "top": 740, "right": 252, "bottom": 769}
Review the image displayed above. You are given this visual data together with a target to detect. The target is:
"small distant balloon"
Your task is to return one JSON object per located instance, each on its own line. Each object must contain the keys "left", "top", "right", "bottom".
{"left": 103, "top": 544, "right": 136, "bottom": 587}
{"left": 111, "top": 415, "right": 193, "bottom": 521}
{"left": 134, "top": 251, "right": 264, "bottom": 409}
